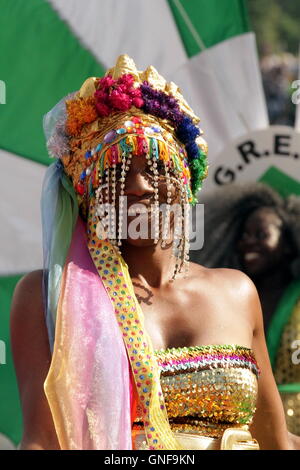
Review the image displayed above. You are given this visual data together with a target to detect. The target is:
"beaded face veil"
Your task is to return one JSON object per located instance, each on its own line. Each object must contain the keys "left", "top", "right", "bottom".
{"left": 46, "top": 55, "right": 208, "bottom": 280}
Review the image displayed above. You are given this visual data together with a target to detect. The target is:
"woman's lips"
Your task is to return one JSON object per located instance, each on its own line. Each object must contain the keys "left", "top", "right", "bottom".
{"left": 127, "top": 204, "right": 151, "bottom": 216}
{"left": 127, "top": 199, "right": 154, "bottom": 216}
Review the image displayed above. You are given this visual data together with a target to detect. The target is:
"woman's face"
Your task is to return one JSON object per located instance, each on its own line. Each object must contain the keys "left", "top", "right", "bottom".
{"left": 237, "top": 207, "right": 288, "bottom": 278}
{"left": 99, "top": 154, "right": 181, "bottom": 247}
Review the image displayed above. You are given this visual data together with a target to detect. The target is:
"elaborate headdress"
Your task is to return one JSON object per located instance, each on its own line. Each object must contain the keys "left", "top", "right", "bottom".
{"left": 48, "top": 55, "right": 207, "bottom": 203}
{"left": 41, "top": 55, "right": 208, "bottom": 450}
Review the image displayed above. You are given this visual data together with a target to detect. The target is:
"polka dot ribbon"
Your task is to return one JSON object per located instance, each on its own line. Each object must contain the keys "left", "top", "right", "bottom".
{"left": 86, "top": 202, "right": 183, "bottom": 450}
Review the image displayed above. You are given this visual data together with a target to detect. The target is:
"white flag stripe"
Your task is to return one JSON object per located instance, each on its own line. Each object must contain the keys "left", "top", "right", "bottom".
{"left": 173, "top": 33, "right": 269, "bottom": 158}
{"left": 48, "top": 0, "right": 187, "bottom": 77}
{"left": 0, "top": 149, "right": 46, "bottom": 275}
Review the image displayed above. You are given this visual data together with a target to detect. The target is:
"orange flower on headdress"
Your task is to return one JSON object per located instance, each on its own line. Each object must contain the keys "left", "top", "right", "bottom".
{"left": 65, "top": 96, "right": 98, "bottom": 136}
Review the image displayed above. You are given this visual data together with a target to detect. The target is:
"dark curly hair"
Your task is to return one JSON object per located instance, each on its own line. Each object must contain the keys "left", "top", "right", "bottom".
{"left": 190, "top": 182, "right": 300, "bottom": 278}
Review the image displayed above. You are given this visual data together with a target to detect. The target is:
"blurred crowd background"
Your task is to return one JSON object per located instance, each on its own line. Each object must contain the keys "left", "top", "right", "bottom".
{"left": 249, "top": 0, "right": 300, "bottom": 126}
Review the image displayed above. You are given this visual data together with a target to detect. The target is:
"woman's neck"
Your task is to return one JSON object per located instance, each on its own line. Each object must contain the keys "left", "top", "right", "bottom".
{"left": 121, "top": 241, "right": 176, "bottom": 288}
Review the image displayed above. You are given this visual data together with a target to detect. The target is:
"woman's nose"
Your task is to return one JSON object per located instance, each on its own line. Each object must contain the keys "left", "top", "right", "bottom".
{"left": 123, "top": 171, "right": 154, "bottom": 198}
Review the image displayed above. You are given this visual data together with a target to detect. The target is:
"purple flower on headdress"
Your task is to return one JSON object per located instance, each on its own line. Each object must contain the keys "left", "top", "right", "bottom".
{"left": 140, "top": 82, "right": 183, "bottom": 125}
{"left": 159, "top": 104, "right": 168, "bottom": 116}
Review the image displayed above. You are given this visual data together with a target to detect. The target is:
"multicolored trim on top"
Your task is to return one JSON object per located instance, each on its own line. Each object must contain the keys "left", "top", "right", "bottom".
{"left": 154, "top": 344, "right": 261, "bottom": 379}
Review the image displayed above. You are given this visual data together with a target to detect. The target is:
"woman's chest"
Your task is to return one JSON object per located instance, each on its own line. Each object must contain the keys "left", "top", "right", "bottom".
{"left": 132, "top": 281, "right": 253, "bottom": 350}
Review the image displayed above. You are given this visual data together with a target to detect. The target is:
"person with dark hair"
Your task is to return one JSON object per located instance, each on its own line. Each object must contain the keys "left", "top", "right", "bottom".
{"left": 191, "top": 182, "right": 300, "bottom": 435}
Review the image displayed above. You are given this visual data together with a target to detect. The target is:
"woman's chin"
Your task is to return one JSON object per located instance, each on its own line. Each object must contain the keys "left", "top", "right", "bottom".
{"left": 122, "top": 237, "right": 157, "bottom": 248}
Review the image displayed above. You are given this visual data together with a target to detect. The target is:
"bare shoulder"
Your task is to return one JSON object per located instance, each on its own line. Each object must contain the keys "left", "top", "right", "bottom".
{"left": 188, "top": 262, "right": 261, "bottom": 326}
{"left": 15, "top": 269, "right": 43, "bottom": 295}
{"left": 10, "top": 269, "right": 46, "bottom": 344}
{"left": 189, "top": 261, "right": 256, "bottom": 292}
{"left": 10, "top": 268, "right": 50, "bottom": 376}
{"left": 12, "top": 269, "right": 44, "bottom": 307}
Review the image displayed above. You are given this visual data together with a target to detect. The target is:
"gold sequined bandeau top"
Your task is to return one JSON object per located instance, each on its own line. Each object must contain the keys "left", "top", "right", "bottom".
{"left": 133, "top": 344, "right": 261, "bottom": 438}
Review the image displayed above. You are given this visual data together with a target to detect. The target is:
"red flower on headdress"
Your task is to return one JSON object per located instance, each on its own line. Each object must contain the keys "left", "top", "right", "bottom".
{"left": 94, "top": 89, "right": 108, "bottom": 101}
{"left": 95, "top": 101, "right": 111, "bottom": 117}
{"left": 117, "top": 73, "right": 134, "bottom": 88}
{"left": 94, "top": 73, "right": 144, "bottom": 116}
{"left": 97, "top": 75, "right": 116, "bottom": 90}
{"left": 109, "top": 89, "right": 131, "bottom": 111}
{"left": 128, "top": 88, "right": 140, "bottom": 98}
{"left": 132, "top": 97, "right": 144, "bottom": 108}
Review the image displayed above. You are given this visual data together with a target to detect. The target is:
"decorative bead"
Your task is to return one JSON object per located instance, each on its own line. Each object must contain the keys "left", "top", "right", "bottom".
{"left": 76, "top": 181, "right": 85, "bottom": 195}
{"left": 104, "top": 130, "right": 118, "bottom": 144}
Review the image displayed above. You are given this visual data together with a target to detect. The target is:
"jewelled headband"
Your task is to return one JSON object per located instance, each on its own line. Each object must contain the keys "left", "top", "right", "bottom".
{"left": 52, "top": 55, "right": 208, "bottom": 211}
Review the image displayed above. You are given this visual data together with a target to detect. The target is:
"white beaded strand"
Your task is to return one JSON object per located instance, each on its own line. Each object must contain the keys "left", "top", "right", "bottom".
{"left": 117, "top": 153, "right": 127, "bottom": 247}
{"left": 171, "top": 200, "right": 182, "bottom": 281}
{"left": 178, "top": 182, "right": 188, "bottom": 275}
{"left": 110, "top": 163, "right": 117, "bottom": 243}
{"left": 117, "top": 151, "right": 132, "bottom": 247}
{"left": 151, "top": 155, "right": 160, "bottom": 244}
{"left": 183, "top": 187, "right": 190, "bottom": 279}
{"left": 161, "top": 161, "right": 172, "bottom": 248}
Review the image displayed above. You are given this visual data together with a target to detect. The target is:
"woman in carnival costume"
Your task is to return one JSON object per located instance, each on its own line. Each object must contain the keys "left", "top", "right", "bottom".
{"left": 190, "top": 182, "right": 300, "bottom": 438}
{"left": 10, "top": 56, "right": 296, "bottom": 450}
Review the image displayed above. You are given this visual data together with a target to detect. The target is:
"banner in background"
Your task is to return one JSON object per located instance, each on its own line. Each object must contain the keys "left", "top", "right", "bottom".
{"left": 202, "top": 126, "right": 300, "bottom": 198}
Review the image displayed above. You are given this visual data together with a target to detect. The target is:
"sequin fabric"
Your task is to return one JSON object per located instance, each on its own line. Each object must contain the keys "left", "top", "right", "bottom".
{"left": 273, "top": 298, "right": 300, "bottom": 436}
{"left": 133, "top": 344, "right": 260, "bottom": 438}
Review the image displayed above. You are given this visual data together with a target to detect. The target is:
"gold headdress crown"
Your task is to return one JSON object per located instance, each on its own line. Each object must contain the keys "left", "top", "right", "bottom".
{"left": 78, "top": 55, "right": 200, "bottom": 123}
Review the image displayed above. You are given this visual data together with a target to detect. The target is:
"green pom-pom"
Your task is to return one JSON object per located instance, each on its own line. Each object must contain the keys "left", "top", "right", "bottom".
{"left": 189, "top": 151, "right": 208, "bottom": 196}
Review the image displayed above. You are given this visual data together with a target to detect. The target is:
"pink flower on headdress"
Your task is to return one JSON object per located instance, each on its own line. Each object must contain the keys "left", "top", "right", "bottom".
{"left": 118, "top": 73, "right": 134, "bottom": 88}
{"left": 94, "top": 72, "right": 144, "bottom": 116}
{"left": 94, "top": 89, "right": 108, "bottom": 101}
{"left": 117, "top": 84, "right": 127, "bottom": 93}
{"left": 109, "top": 89, "right": 131, "bottom": 111}
{"left": 132, "top": 97, "right": 144, "bottom": 108}
{"left": 98, "top": 75, "right": 116, "bottom": 90}
{"left": 95, "top": 101, "right": 111, "bottom": 116}
{"left": 128, "top": 88, "right": 141, "bottom": 98}
{"left": 129, "top": 87, "right": 144, "bottom": 108}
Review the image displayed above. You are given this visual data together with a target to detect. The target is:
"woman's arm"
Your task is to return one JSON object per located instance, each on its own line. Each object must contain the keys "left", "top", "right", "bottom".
{"left": 10, "top": 270, "right": 60, "bottom": 450}
{"left": 247, "top": 276, "right": 299, "bottom": 450}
